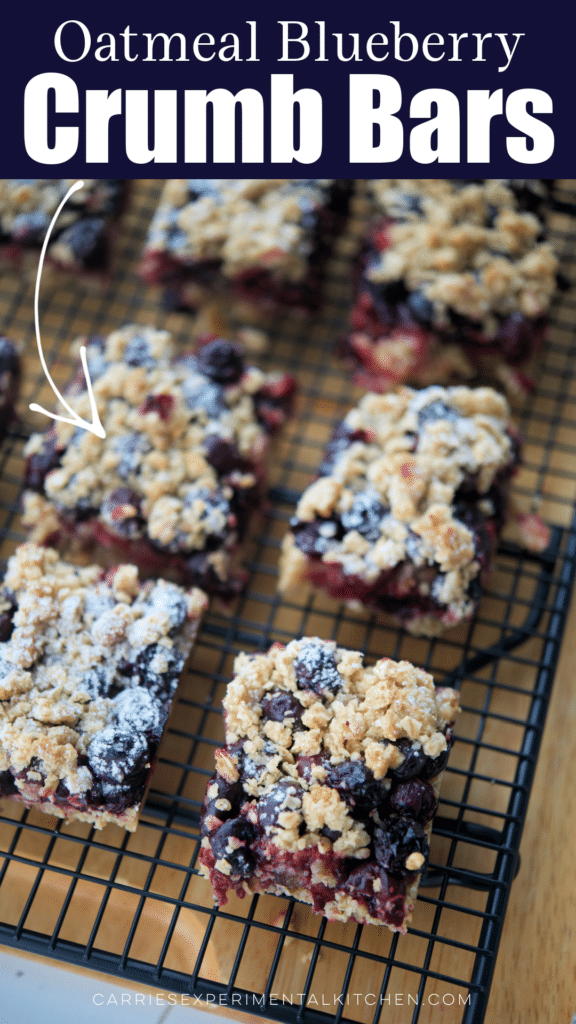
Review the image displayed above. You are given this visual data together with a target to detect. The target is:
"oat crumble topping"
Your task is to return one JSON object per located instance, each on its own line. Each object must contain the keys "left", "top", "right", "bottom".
{"left": 145, "top": 179, "right": 340, "bottom": 282}
{"left": 0, "top": 180, "right": 123, "bottom": 269}
{"left": 280, "top": 385, "right": 516, "bottom": 627}
{"left": 0, "top": 544, "right": 206, "bottom": 821}
{"left": 23, "top": 326, "right": 293, "bottom": 588}
{"left": 222, "top": 638, "right": 457, "bottom": 856}
{"left": 367, "top": 180, "right": 558, "bottom": 333}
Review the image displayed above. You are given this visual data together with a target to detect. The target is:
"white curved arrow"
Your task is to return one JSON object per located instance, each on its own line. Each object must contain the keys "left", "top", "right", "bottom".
{"left": 29, "top": 179, "right": 106, "bottom": 439}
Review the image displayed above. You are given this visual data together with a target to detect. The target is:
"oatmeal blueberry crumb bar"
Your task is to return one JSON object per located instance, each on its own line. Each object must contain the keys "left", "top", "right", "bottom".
{"left": 0, "top": 179, "right": 125, "bottom": 284}
{"left": 0, "top": 544, "right": 207, "bottom": 831}
{"left": 279, "top": 385, "right": 522, "bottom": 636}
{"left": 342, "top": 179, "right": 559, "bottom": 396}
{"left": 139, "top": 179, "right": 352, "bottom": 313}
{"left": 22, "top": 326, "right": 295, "bottom": 600}
{"left": 0, "top": 337, "right": 20, "bottom": 439}
{"left": 199, "top": 638, "right": 459, "bottom": 931}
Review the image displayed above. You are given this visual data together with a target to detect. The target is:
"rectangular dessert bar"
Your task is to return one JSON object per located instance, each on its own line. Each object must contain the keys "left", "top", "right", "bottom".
{"left": 0, "top": 337, "right": 20, "bottom": 439}
{"left": 22, "top": 326, "right": 295, "bottom": 600}
{"left": 341, "top": 179, "right": 559, "bottom": 396}
{"left": 139, "top": 179, "right": 352, "bottom": 314}
{"left": 279, "top": 384, "right": 521, "bottom": 636}
{"left": 199, "top": 638, "right": 459, "bottom": 931}
{"left": 0, "top": 544, "right": 207, "bottom": 831}
{"left": 0, "top": 179, "right": 125, "bottom": 285}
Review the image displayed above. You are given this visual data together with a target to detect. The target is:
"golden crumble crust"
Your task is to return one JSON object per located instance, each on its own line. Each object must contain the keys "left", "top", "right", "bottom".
{"left": 0, "top": 544, "right": 206, "bottom": 808}
{"left": 367, "top": 180, "right": 558, "bottom": 333}
{"left": 222, "top": 638, "right": 459, "bottom": 856}
{"left": 145, "top": 179, "right": 338, "bottom": 282}
{"left": 281, "top": 384, "right": 516, "bottom": 622}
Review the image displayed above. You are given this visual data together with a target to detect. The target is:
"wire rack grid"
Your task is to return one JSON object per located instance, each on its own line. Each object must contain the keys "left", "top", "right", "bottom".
{"left": 0, "top": 180, "right": 576, "bottom": 1024}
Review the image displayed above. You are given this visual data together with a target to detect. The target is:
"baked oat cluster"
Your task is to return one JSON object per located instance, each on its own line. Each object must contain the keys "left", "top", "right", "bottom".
{"left": 343, "top": 179, "right": 559, "bottom": 395}
{"left": 279, "top": 385, "right": 519, "bottom": 634}
{"left": 140, "top": 179, "right": 352, "bottom": 312}
{"left": 0, "top": 544, "right": 207, "bottom": 830}
{"left": 22, "top": 325, "right": 295, "bottom": 598}
{"left": 368, "top": 179, "right": 557, "bottom": 326}
{"left": 0, "top": 179, "right": 124, "bottom": 276}
{"left": 199, "top": 638, "right": 459, "bottom": 930}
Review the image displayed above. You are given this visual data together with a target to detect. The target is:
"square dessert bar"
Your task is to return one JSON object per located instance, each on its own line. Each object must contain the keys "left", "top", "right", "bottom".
{"left": 22, "top": 326, "right": 295, "bottom": 600}
{"left": 342, "top": 179, "right": 559, "bottom": 395}
{"left": 0, "top": 544, "right": 207, "bottom": 831}
{"left": 139, "top": 179, "right": 352, "bottom": 313}
{"left": 0, "top": 179, "right": 125, "bottom": 284}
{"left": 199, "top": 638, "right": 459, "bottom": 931}
{"left": 0, "top": 337, "right": 20, "bottom": 439}
{"left": 279, "top": 385, "right": 521, "bottom": 636}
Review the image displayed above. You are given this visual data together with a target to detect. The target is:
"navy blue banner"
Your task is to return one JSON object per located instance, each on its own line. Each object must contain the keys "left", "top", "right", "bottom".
{"left": 2, "top": 0, "right": 574, "bottom": 174}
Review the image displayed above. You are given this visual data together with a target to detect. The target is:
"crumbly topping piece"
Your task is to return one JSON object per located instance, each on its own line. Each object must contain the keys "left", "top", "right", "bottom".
{"left": 222, "top": 638, "right": 458, "bottom": 855}
{"left": 0, "top": 179, "right": 122, "bottom": 262}
{"left": 0, "top": 544, "right": 207, "bottom": 800}
{"left": 145, "top": 179, "right": 337, "bottom": 281}
{"left": 23, "top": 327, "right": 291, "bottom": 568}
{"left": 288, "top": 384, "right": 515, "bottom": 615}
{"left": 367, "top": 179, "right": 558, "bottom": 331}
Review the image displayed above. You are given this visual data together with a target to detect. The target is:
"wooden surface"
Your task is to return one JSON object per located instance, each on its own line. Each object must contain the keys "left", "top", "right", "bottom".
{"left": 0, "top": 181, "right": 576, "bottom": 1024}
{"left": 487, "top": 586, "right": 576, "bottom": 1024}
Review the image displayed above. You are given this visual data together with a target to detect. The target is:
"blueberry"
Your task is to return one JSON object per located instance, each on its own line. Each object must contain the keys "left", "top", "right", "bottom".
{"left": 417, "top": 399, "right": 460, "bottom": 427}
{"left": 181, "top": 372, "right": 226, "bottom": 418}
{"left": 390, "top": 739, "right": 428, "bottom": 781}
{"left": 390, "top": 192, "right": 423, "bottom": 221}
{"left": 113, "top": 688, "right": 163, "bottom": 736}
{"left": 0, "top": 338, "right": 20, "bottom": 376}
{"left": 202, "top": 772, "right": 243, "bottom": 824}
{"left": 187, "top": 180, "right": 222, "bottom": 201}
{"left": 389, "top": 779, "right": 438, "bottom": 824}
{"left": 101, "top": 487, "right": 144, "bottom": 539}
{"left": 291, "top": 518, "right": 340, "bottom": 557}
{"left": 87, "top": 726, "right": 148, "bottom": 797}
{"left": 203, "top": 436, "right": 244, "bottom": 474}
{"left": 258, "top": 778, "right": 303, "bottom": 832}
{"left": 113, "top": 433, "right": 151, "bottom": 480}
{"left": 57, "top": 218, "right": 107, "bottom": 269}
{"left": 407, "top": 290, "right": 435, "bottom": 326}
{"left": 325, "top": 760, "right": 384, "bottom": 817}
{"left": 261, "top": 690, "right": 304, "bottom": 724}
{"left": 148, "top": 582, "right": 188, "bottom": 632}
{"left": 296, "top": 753, "right": 329, "bottom": 783}
{"left": 340, "top": 490, "right": 387, "bottom": 543}
{"left": 123, "top": 334, "right": 156, "bottom": 368}
{"left": 128, "top": 643, "right": 185, "bottom": 699}
{"left": 81, "top": 664, "right": 113, "bottom": 699}
{"left": 0, "top": 591, "right": 17, "bottom": 644}
{"left": 319, "top": 423, "right": 369, "bottom": 476}
{"left": 0, "top": 614, "right": 14, "bottom": 644}
{"left": 374, "top": 816, "right": 429, "bottom": 876}
{"left": 228, "top": 847, "right": 256, "bottom": 878}
{"left": 292, "top": 640, "right": 343, "bottom": 696}
{"left": 24, "top": 433, "right": 63, "bottom": 491}
{"left": 196, "top": 339, "right": 244, "bottom": 384}
{"left": 0, "top": 770, "right": 18, "bottom": 796}
{"left": 343, "top": 860, "right": 382, "bottom": 903}
{"left": 420, "top": 729, "right": 454, "bottom": 780}
{"left": 493, "top": 312, "right": 534, "bottom": 364}
{"left": 210, "top": 817, "right": 255, "bottom": 861}
{"left": 319, "top": 826, "right": 342, "bottom": 843}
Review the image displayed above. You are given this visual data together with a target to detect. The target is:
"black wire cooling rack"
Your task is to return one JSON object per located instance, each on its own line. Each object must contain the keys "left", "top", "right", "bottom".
{"left": 1, "top": 180, "right": 576, "bottom": 1024}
